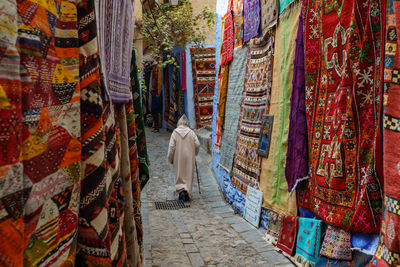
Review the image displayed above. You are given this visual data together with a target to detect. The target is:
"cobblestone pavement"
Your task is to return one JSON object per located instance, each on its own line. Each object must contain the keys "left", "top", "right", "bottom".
{"left": 142, "top": 128, "right": 294, "bottom": 267}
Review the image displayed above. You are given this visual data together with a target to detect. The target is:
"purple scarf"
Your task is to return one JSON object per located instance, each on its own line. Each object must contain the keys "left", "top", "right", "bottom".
{"left": 243, "top": 0, "right": 260, "bottom": 43}
{"left": 285, "top": 12, "right": 308, "bottom": 193}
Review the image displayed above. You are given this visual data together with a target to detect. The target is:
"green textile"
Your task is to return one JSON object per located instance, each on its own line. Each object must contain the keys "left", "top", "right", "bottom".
{"left": 279, "top": 0, "right": 295, "bottom": 14}
{"left": 259, "top": 4, "right": 300, "bottom": 215}
{"left": 131, "top": 48, "right": 150, "bottom": 189}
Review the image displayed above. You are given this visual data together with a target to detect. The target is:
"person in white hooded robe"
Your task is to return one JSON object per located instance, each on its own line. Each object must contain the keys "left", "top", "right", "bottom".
{"left": 167, "top": 115, "right": 200, "bottom": 201}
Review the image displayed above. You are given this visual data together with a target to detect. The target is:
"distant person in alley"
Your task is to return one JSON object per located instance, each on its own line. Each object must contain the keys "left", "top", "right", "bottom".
{"left": 167, "top": 115, "right": 200, "bottom": 202}
{"left": 151, "top": 90, "right": 161, "bottom": 132}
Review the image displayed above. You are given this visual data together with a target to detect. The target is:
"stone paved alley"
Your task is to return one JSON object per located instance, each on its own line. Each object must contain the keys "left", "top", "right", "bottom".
{"left": 141, "top": 128, "right": 295, "bottom": 267}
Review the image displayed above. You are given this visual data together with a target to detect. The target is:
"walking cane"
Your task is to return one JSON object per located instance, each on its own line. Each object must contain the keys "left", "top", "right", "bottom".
{"left": 195, "top": 159, "right": 201, "bottom": 194}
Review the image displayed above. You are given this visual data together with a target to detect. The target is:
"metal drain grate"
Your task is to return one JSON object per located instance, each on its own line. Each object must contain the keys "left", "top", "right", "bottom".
{"left": 154, "top": 200, "right": 190, "bottom": 210}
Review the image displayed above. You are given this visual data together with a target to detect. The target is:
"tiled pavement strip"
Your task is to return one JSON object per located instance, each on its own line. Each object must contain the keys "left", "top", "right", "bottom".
{"left": 142, "top": 128, "right": 295, "bottom": 267}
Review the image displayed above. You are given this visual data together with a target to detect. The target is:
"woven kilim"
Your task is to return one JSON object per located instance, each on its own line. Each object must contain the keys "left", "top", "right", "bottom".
{"left": 215, "top": 65, "right": 230, "bottom": 152}
{"left": 131, "top": 48, "right": 150, "bottom": 189}
{"left": 11, "top": 0, "right": 81, "bottom": 265}
{"left": 231, "top": 34, "right": 274, "bottom": 193}
{"left": 190, "top": 48, "right": 216, "bottom": 129}
{"left": 298, "top": 0, "right": 384, "bottom": 232}
{"left": 370, "top": 0, "right": 400, "bottom": 265}
{"left": 96, "top": 0, "right": 134, "bottom": 103}
{"left": 77, "top": 0, "right": 134, "bottom": 265}
{"left": 219, "top": 46, "right": 249, "bottom": 172}
{"left": 168, "top": 63, "right": 179, "bottom": 128}
{"left": 221, "top": 5, "right": 234, "bottom": 66}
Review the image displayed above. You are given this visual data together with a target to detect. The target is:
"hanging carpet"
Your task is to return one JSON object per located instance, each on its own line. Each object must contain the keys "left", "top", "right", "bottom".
{"left": 215, "top": 64, "right": 230, "bottom": 152}
{"left": 231, "top": 33, "right": 274, "bottom": 192}
{"left": 219, "top": 46, "right": 249, "bottom": 172}
{"left": 259, "top": 3, "right": 300, "bottom": 216}
{"left": 190, "top": 47, "right": 216, "bottom": 129}
{"left": 370, "top": 0, "right": 400, "bottom": 264}
{"left": 233, "top": 0, "right": 244, "bottom": 48}
{"left": 299, "top": 0, "right": 384, "bottom": 233}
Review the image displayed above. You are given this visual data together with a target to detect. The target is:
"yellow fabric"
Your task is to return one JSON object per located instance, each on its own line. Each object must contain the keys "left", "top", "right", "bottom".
{"left": 259, "top": 5, "right": 300, "bottom": 216}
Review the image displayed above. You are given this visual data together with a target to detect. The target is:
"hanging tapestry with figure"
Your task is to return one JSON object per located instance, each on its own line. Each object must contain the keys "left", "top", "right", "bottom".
{"left": 233, "top": 0, "right": 244, "bottom": 48}
{"left": 190, "top": 47, "right": 216, "bottom": 129}
{"left": 231, "top": 34, "right": 274, "bottom": 192}
{"left": 298, "top": 0, "right": 384, "bottom": 233}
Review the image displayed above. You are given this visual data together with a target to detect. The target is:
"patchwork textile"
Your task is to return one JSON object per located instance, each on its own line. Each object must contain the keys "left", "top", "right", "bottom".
{"left": 264, "top": 210, "right": 282, "bottom": 246}
{"left": 233, "top": 0, "right": 244, "bottom": 48}
{"left": 131, "top": 49, "right": 150, "bottom": 189}
{"left": 285, "top": 12, "right": 308, "bottom": 194}
{"left": 371, "top": 0, "right": 400, "bottom": 264}
{"left": 295, "top": 218, "right": 322, "bottom": 265}
{"left": 190, "top": 48, "right": 216, "bottom": 129}
{"left": 0, "top": 0, "right": 82, "bottom": 265}
{"left": 231, "top": 34, "right": 274, "bottom": 192}
{"left": 320, "top": 225, "right": 352, "bottom": 261}
{"left": 279, "top": 0, "right": 295, "bottom": 14}
{"left": 243, "top": 0, "right": 261, "bottom": 43}
{"left": 0, "top": 4, "right": 25, "bottom": 266}
{"left": 215, "top": 65, "right": 230, "bottom": 152}
{"left": 316, "top": 251, "right": 373, "bottom": 267}
{"left": 259, "top": 4, "right": 300, "bottom": 215}
{"left": 96, "top": 0, "right": 134, "bottom": 103}
{"left": 260, "top": 0, "right": 278, "bottom": 35}
{"left": 221, "top": 8, "right": 234, "bottom": 66}
{"left": 276, "top": 215, "right": 299, "bottom": 256}
{"left": 219, "top": 46, "right": 249, "bottom": 172}
{"left": 299, "top": 0, "right": 384, "bottom": 232}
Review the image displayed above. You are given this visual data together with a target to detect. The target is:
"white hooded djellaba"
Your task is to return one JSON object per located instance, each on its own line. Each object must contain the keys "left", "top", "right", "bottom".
{"left": 167, "top": 115, "right": 200, "bottom": 196}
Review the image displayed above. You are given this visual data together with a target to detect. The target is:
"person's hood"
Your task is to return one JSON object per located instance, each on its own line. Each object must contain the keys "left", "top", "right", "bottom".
{"left": 175, "top": 125, "right": 191, "bottom": 138}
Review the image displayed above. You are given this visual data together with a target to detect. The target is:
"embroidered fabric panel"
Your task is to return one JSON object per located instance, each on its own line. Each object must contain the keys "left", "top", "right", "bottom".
{"left": 231, "top": 34, "right": 274, "bottom": 192}
{"left": 243, "top": 0, "right": 261, "bottom": 43}
{"left": 190, "top": 48, "right": 216, "bottom": 129}
{"left": 320, "top": 225, "right": 352, "bottom": 261}
{"left": 265, "top": 210, "right": 282, "bottom": 246}
{"left": 260, "top": 0, "right": 278, "bottom": 35}
{"left": 299, "top": 0, "right": 384, "bottom": 233}
{"left": 295, "top": 218, "right": 322, "bottom": 264}
{"left": 276, "top": 215, "right": 299, "bottom": 256}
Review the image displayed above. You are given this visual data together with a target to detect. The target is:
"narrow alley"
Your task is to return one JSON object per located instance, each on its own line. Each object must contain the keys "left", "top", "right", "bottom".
{"left": 141, "top": 129, "right": 294, "bottom": 267}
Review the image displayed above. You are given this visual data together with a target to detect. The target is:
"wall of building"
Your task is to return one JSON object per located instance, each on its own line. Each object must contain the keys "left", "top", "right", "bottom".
{"left": 191, "top": 0, "right": 217, "bottom": 45}
{"left": 134, "top": 0, "right": 144, "bottom": 69}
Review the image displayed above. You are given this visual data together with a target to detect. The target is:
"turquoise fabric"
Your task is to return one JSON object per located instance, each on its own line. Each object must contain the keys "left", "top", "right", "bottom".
{"left": 296, "top": 218, "right": 322, "bottom": 264}
{"left": 279, "top": 0, "right": 295, "bottom": 13}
